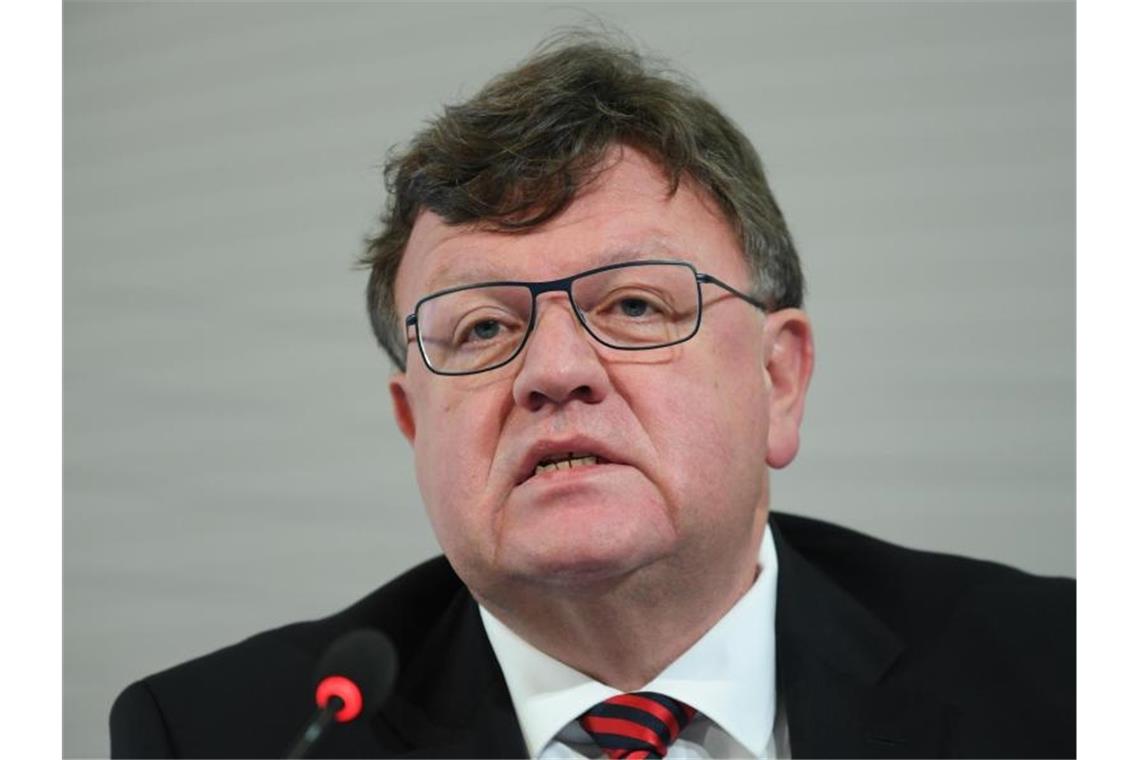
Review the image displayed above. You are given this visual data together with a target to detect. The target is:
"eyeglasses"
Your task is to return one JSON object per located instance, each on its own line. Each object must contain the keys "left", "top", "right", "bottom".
{"left": 405, "top": 259, "right": 767, "bottom": 376}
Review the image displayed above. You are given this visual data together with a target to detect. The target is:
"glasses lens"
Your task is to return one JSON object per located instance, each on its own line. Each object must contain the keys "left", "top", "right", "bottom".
{"left": 416, "top": 285, "right": 533, "bottom": 373}
{"left": 572, "top": 263, "right": 699, "bottom": 348}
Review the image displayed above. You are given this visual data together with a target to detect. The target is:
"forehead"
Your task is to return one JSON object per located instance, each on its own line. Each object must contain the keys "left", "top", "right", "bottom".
{"left": 393, "top": 148, "right": 746, "bottom": 309}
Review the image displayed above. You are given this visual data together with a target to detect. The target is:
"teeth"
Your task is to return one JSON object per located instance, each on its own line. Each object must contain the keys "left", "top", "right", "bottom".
{"left": 533, "top": 453, "right": 600, "bottom": 476}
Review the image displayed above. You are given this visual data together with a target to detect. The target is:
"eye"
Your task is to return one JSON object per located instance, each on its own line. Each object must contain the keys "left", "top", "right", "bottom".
{"left": 596, "top": 290, "right": 669, "bottom": 321}
{"left": 468, "top": 319, "right": 501, "bottom": 341}
{"left": 451, "top": 309, "right": 524, "bottom": 348}
{"left": 456, "top": 318, "right": 507, "bottom": 346}
{"left": 618, "top": 297, "right": 654, "bottom": 318}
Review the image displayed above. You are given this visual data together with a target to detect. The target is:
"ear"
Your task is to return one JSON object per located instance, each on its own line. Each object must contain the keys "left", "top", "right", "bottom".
{"left": 763, "top": 309, "right": 814, "bottom": 469}
{"left": 389, "top": 373, "right": 417, "bottom": 444}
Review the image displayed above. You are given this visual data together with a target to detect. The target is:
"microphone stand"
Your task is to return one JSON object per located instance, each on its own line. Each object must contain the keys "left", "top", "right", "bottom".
{"left": 284, "top": 695, "right": 345, "bottom": 759}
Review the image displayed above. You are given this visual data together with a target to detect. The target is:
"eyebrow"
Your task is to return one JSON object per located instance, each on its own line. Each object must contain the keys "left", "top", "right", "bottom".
{"left": 422, "top": 238, "right": 684, "bottom": 293}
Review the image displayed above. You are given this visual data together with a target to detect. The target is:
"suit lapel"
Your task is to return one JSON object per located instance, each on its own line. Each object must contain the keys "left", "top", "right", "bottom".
{"left": 770, "top": 516, "right": 953, "bottom": 758}
{"left": 375, "top": 590, "right": 527, "bottom": 758}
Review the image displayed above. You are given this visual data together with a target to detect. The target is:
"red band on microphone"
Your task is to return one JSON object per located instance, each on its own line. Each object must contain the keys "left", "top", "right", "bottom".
{"left": 315, "top": 675, "right": 364, "bottom": 722}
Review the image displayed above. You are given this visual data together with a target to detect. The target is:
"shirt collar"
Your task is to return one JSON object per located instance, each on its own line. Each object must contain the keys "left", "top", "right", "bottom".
{"left": 480, "top": 523, "right": 779, "bottom": 757}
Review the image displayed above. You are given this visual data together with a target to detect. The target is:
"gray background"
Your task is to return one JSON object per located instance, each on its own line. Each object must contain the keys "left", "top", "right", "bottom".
{"left": 64, "top": 2, "right": 1074, "bottom": 757}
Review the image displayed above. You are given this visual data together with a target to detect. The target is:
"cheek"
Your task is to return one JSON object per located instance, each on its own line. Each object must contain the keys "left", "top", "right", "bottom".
{"left": 677, "top": 384, "right": 767, "bottom": 484}
{"left": 412, "top": 388, "right": 509, "bottom": 542}
{"left": 710, "top": 339, "right": 770, "bottom": 485}
{"left": 639, "top": 337, "right": 769, "bottom": 507}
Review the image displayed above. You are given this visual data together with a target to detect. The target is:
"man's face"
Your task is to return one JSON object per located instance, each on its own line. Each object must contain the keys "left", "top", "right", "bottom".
{"left": 389, "top": 147, "right": 810, "bottom": 606}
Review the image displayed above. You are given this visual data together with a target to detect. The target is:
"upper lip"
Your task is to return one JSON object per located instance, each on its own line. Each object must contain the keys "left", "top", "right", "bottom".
{"left": 515, "top": 436, "right": 628, "bottom": 484}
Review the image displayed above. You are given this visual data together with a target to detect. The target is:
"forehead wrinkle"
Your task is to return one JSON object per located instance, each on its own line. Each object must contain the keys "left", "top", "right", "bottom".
{"left": 421, "top": 233, "right": 687, "bottom": 293}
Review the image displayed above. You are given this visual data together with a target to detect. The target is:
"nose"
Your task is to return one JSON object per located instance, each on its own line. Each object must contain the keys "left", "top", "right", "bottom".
{"left": 511, "top": 294, "right": 611, "bottom": 411}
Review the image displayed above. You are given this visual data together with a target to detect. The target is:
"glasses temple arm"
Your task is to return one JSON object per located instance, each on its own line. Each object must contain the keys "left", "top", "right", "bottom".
{"left": 697, "top": 273, "right": 769, "bottom": 311}
{"left": 404, "top": 313, "right": 418, "bottom": 344}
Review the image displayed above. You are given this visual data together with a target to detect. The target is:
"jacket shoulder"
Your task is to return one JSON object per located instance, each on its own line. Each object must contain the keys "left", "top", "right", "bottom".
{"left": 771, "top": 512, "right": 1075, "bottom": 755}
{"left": 771, "top": 511, "right": 1074, "bottom": 641}
{"left": 110, "top": 556, "right": 463, "bottom": 758}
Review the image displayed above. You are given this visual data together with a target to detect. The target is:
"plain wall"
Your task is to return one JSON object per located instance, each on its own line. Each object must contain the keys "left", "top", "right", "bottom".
{"left": 64, "top": 2, "right": 1074, "bottom": 756}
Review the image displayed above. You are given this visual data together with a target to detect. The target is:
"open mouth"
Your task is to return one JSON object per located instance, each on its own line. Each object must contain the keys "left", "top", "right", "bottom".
{"left": 531, "top": 451, "right": 610, "bottom": 478}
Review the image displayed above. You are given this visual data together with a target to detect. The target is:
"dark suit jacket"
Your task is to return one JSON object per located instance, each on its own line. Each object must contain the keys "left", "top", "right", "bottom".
{"left": 110, "top": 513, "right": 1075, "bottom": 758}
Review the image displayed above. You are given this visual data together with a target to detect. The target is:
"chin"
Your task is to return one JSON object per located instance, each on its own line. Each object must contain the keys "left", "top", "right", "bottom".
{"left": 503, "top": 540, "right": 668, "bottom": 592}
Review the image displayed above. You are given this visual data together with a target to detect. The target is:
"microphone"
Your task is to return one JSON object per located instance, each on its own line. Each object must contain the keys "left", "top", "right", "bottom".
{"left": 284, "top": 628, "right": 398, "bottom": 759}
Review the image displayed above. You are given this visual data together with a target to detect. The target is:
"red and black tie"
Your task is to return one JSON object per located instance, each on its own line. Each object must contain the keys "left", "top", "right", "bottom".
{"left": 578, "top": 691, "right": 697, "bottom": 759}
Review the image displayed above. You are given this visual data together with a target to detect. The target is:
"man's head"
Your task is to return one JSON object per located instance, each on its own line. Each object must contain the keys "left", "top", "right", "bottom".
{"left": 362, "top": 33, "right": 813, "bottom": 613}
{"left": 364, "top": 33, "right": 804, "bottom": 371}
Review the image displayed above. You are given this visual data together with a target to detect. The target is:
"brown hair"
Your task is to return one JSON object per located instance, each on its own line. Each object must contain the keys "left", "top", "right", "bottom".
{"left": 360, "top": 31, "right": 804, "bottom": 371}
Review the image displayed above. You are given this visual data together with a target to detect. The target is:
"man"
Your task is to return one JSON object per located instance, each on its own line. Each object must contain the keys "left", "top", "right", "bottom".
{"left": 110, "top": 34, "right": 1075, "bottom": 759}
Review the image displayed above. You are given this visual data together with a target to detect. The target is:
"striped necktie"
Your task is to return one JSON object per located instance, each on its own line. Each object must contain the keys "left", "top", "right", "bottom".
{"left": 578, "top": 691, "right": 697, "bottom": 759}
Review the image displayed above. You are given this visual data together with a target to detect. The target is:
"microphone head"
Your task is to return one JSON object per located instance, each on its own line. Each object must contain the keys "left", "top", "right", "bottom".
{"left": 313, "top": 628, "right": 398, "bottom": 723}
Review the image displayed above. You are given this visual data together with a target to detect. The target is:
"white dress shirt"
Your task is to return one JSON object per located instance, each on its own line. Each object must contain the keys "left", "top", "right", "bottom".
{"left": 480, "top": 525, "right": 790, "bottom": 759}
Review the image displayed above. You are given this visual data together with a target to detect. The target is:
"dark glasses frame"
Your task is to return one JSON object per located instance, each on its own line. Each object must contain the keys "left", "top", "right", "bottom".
{"left": 405, "top": 259, "right": 767, "bottom": 376}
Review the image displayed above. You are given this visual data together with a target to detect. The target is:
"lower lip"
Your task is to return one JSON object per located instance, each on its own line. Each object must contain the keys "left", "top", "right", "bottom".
{"left": 509, "top": 463, "right": 642, "bottom": 512}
